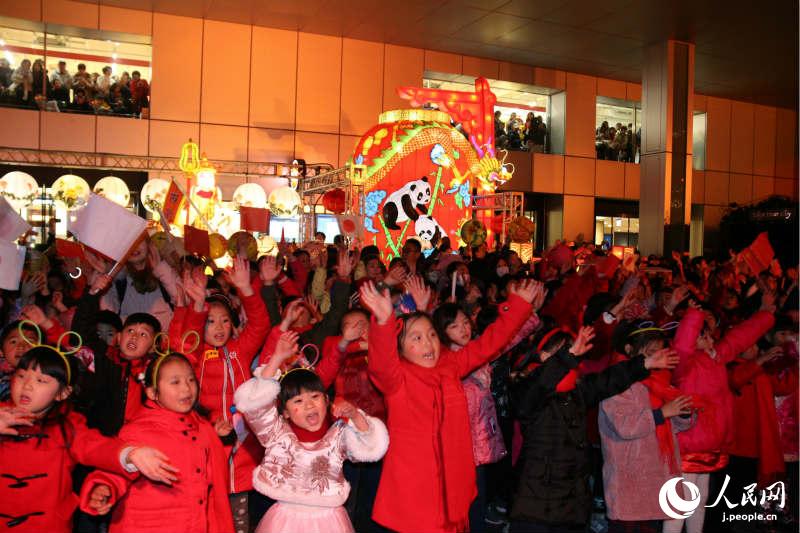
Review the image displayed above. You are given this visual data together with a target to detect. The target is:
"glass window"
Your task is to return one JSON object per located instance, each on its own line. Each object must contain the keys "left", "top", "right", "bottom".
{"left": 315, "top": 214, "right": 341, "bottom": 242}
{"left": 692, "top": 112, "right": 706, "bottom": 170}
{"left": 594, "top": 215, "right": 639, "bottom": 248}
{"left": 595, "top": 97, "right": 641, "bottom": 163}
{"left": 268, "top": 217, "right": 300, "bottom": 243}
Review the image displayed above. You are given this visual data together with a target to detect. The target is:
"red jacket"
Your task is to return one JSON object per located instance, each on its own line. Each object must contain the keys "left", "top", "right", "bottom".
{"left": 80, "top": 403, "right": 234, "bottom": 533}
{"left": 0, "top": 406, "right": 131, "bottom": 533}
{"left": 322, "top": 336, "right": 387, "bottom": 421}
{"left": 169, "top": 292, "right": 270, "bottom": 493}
{"left": 368, "top": 295, "right": 531, "bottom": 533}
{"left": 672, "top": 309, "right": 775, "bottom": 472}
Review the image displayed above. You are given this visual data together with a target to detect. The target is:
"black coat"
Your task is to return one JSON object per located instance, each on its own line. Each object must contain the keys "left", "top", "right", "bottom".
{"left": 510, "top": 348, "right": 649, "bottom": 526}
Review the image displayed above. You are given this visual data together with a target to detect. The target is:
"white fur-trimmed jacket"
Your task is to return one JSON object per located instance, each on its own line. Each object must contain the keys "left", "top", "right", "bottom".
{"left": 234, "top": 370, "right": 389, "bottom": 508}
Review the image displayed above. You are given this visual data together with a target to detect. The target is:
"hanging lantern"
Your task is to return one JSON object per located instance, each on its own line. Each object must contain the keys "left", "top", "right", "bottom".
{"left": 232, "top": 182, "right": 267, "bottom": 210}
{"left": 0, "top": 171, "right": 38, "bottom": 210}
{"left": 227, "top": 231, "right": 258, "bottom": 261}
{"left": 321, "top": 188, "right": 346, "bottom": 214}
{"left": 93, "top": 176, "right": 130, "bottom": 207}
{"left": 140, "top": 178, "right": 170, "bottom": 213}
{"left": 460, "top": 219, "right": 487, "bottom": 247}
{"left": 208, "top": 233, "right": 228, "bottom": 259}
{"left": 190, "top": 156, "right": 218, "bottom": 226}
{"left": 508, "top": 216, "right": 535, "bottom": 243}
{"left": 268, "top": 186, "right": 301, "bottom": 217}
{"left": 256, "top": 234, "right": 276, "bottom": 256}
{"left": 52, "top": 174, "right": 90, "bottom": 210}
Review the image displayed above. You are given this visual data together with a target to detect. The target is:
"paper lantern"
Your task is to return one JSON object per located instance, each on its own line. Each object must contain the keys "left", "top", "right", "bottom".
{"left": 233, "top": 183, "right": 267, "bottom": 210}
{"left": 322, "top": 188, "right": 346, "bottom": 214}
{"left": 508, "top": 216, "right": 535, "bottom": 243}
{"left": 209, "top": 233, "right": 227, "bottom": 259}
{"left": 227, "top": 231, "right": 258, "bottom": 261}
{"left": 460, "top": 219, "right": 487, "bottom": 247}
{"left": 256, "top": 234, "right": 276, "bottom": 255}
{"left": 268, "top": 186, "right": 301, "bottom": 217}
{"left": 0, "top": 171, "right": 38, "bottom": 210}
{"left": 93, "top": 176, "right": 130, "bottom": 207}
{"left": 140, "top": 178, "right": 170, "bottom": 213}
{"left": 52, "top": 174, "right": 90, "bottom": 210}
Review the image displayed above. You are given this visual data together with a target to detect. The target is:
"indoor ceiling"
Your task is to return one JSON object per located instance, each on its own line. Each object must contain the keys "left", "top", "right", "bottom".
{"left": 81, "top": 0, "right": 798, "bottom": 109}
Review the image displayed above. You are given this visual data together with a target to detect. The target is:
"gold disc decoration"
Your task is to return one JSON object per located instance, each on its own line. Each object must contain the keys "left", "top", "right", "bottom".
{"left": 460, "top": 219, "right": 487, "bottom": 247}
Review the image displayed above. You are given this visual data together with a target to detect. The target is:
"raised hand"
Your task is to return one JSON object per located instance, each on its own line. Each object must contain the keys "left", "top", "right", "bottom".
{"left": 86, "top": 484, "right": 113, "bottom": 515}
{"left": 359, "top": 281, "right": 393, "bottom": 325}
{"left": 146, "top": 241, "right": 161, "bottom": 270}
{"left": 126, "top": 447, "right": 179, "bottom": 486}
{"left": 341, "top": 318, "right": 366, "bottom": 343}
{"left": 661, "top": 395, "right": 693, "bottom": 418}
{"left": 213, "top": 417, "right": 234, "bottom": 438}
{"left": 258, "top": 255, "right": 282, "bottom": 285}
{"left": 20, "top": 304, "right": 52, "bottom": 330}
{"left": 274, "top": 330, "right": 300, "bottom": 362}
{"left": 51, "top": 291, "right": 68, "bottom": 313}
{"left": 405, "top": 275, "right": 432, "bottom": 311}
{"left": 384, "top": 263, "right": 408, "bottom": 287}
{"left": 757, "top": 346, "right": 783, "bottom": 366}
{"left": 182, "top": 270, "right": 207, "bottom": 311}
{"left": 227, "top": 256, "right": 253, "bottom": 297}
{"left": 0, "top": 407, "right": 33, "bottom": 436}
{"left": 569, "top": 326, "right": 595, "bottom": 356}
{"left": 83, "top": 250, "right": 110, "bottom": 275}
{"left": 332, "top": 398, "right": 368, "bottom": 431}
{"left": 644, "top": 348, "right": 680, "bottom": 370}
{"left": 336, "top": 251, "right": 356, "bottom": 280}
{"left": 280, "top": 300, "right": 305, "bottom": 331}
{"left": 88, "top": 273, "right": 113, "bottom": 296}
{"left": 760, "top": 290, "right": 777, "bottom": 313}
{"left": 508, "top": 279, "right": 540, "bottom": 304}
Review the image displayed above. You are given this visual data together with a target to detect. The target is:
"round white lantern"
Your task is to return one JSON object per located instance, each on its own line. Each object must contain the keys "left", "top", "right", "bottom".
{"left": 93, "top": 176, "right": 130, "bottom": 207}
{"left": 268, "top": 186, "right": 301, "bottom": 217}
{"left": 232, "top": 182, "right": 267, "bottom": 210}
{"left": 51, "top": 174, "right": 91, "bottom": 210}
{"left": 256, "top": 234, "right": 276, "bottom": 255}
{"left": 140, "top": 178, "right": 170, "bottom": 213}
{"left": 0, "top": 171, "right": 38, "bottom": 210}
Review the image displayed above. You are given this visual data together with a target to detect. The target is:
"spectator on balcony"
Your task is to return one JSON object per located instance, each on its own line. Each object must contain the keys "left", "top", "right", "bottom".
{"left": 119, "top": 71, "right": 131, "bottom": 89}
{"left": 68, "top": 87, "right": 92, "bottom": 113}
{"left": 97, "top": 65, "right": 114, "bottom": 98}
{"left": 50, "top": 60, "right": 72, "bottom": 90}
{"left": 72, "top": 63, "right": 92, "bottom": 92}
{"left": 506, "top": 112, "right": 523, "bottom": 150}
{"left": 494, "top": 110, "right": 507, "bottom": 149}
{"left": 31, "top": 59, "right": 51, "bottom": 99}
{"left": 108, "top": 82, "right": 132, "bottom": 115}
{"left": 0, "top": 58, "right": 12, "bottom": 90}
{"left": 129, "top": 70, "right": 149, "bottom": 114}
{"left": 532, "top": 116, "right": 547, "bottom": 153}
{"left": 524, "top": 112, "right": 535, "bottom": 150}
{"left": 10, "top": 58, "right": 33, "bottom": 106}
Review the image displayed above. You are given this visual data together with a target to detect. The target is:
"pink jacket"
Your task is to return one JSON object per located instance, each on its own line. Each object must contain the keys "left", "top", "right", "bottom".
{"left": 672, "top": 309, "right": 775, "bottom": 472}
{"left": 463, "top": 364, "right": 506, "bottom": 466}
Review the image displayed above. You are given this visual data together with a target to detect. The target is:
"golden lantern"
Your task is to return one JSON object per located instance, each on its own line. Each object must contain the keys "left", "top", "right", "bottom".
{"left": 52, "top": 174, "right": 91, "bottom": 210}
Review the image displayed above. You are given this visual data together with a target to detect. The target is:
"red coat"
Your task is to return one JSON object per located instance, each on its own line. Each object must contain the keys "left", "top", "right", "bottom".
{"left": 322, "top": 336, "right": 387, "bottom": 421}
{"left": 368, "top": 295, "right": 531, "bottom": 533}
{"left": 80, "top": 403, "right": 234, "bottom": 533}
{"left": 169, "top": 292, "right": 270, "bottom": 493}
{"left": 0, "top": 406, "right": 131, "bottom": 533}
{"left": 672, "top": 309, "right": 775, "bottom": 472}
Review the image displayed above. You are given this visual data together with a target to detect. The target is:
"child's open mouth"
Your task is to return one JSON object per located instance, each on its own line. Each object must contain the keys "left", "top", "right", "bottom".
{"left": 306, "top": 412, "right": 320, "bottom": 426}
{"left": 126, "top": 341, "right": 137, "bottom": 352}
{"left": 213, "top": 333, "right": 226, "bottom": 343}
{"left": 422, "top": 352, "right": 435, "bottom": 360}
{"left": 18, "top": 394, "right": 31, "bottom": 405}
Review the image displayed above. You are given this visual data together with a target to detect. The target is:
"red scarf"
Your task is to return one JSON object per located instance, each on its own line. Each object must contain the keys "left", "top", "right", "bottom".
{"left": 287, "top": 413, "right": 333, "bottom": 442}
{"left": 611, "top": 353, "right": 682, "bottom": 473}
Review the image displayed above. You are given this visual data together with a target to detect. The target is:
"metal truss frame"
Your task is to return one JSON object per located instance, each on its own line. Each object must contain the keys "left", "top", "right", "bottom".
{"left": 471, "top": 191, "right": 525, "bottom": 242}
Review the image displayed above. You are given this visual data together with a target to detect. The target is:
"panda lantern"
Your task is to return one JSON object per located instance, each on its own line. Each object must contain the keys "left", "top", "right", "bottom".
{"left": 349, "top": 108, "right": 490, "bottom": 259}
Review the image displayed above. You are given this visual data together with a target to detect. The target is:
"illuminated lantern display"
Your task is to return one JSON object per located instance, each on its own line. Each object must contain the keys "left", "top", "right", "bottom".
{"left": 208, "top": 233, "right": 227, "bottom": 259}
{"left": 232, "top": 183, "right": 267, "bottom": 210}
{"left": 140, "top": 178, "right": 170, "bottom": 213}
{"left": 347, "top": 79, "right": 513, "bottom": 260}
{"left": 256, "top": 234, "right": 277, "bottom": 255}
{"left": 190, "top": 156, "right": 218, "bottom": 227}
{"left": 0, "top": 171, "right": 38, "bottom": 210}
{"left": 268, "top": 186, "right": 301, "bottom": 217}
{"left": 321, "top": 188, "right": 346, "bottom": 214}
{"left": 52, "top": 174, "right": 91, "bottom": 210}
{"left": 93, "top": 176, "right": 130, "bottom": 207}
{"left": 460, "top": 219, "right": 488, "bottom": 247}
{"left": 508, "top": 216, "right": 536, "bottom": 243}
{"left": 227, "top": 231, "right": 258, "bottom": 261}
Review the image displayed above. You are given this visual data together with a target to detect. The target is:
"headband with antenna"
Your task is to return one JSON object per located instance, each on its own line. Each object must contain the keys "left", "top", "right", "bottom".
{"left": 149, "top": 331, "right": 201, "bottom": 384}
{"left": 18, "top": 320, "right": 82, "bottom": 386}
{"left": 279, "top": 343, "right": 321, "bottom": 382}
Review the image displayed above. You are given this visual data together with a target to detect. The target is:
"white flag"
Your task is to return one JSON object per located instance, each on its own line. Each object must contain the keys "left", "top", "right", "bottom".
{"left": 70, "top": 193, "right": 147, "bottom": 261}
{"left": 0, "top": 195, "right": 30, "bottom": 242}
{"left": 0, "top": 241, "right": 26, "bottom": 290}
{"left": 336, "top": 215, "right": 365, "bottom": 240}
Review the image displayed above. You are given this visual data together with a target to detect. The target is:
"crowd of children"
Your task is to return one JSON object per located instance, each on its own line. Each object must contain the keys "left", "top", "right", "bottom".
{"left": 0, "top": 230, "right": 797, "bottom": 533}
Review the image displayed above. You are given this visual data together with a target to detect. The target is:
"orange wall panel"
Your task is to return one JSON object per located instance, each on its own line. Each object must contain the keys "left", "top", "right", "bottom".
{"left": 424, "top": 50, "right": 461, "bottom": 74}
{"left": 624, "top": 162, "right": 640, "bottom": 199}
{"left": 295, "top": 131, "right": 339, "bottom": 167}
{"left": 99, "top": 6, "right": 152, "bottom": 35}
{"left": 201, "top": 20, "right": 251, "bottom": 126}
{"left": 729, "top": 173, "right": 753, "bottom": 205}
{"left": 752, "top": 105, "right": 776, "bottom": 177}
{"left": 498, "top": 62, "right": 533, "bottom": 84}
{"left": 41, "top": 112, "right": 95, "bottom": 152}
{"left": 296, "top": 33, "right": 342, "bottom": 134}
{"left": 774, "top": 178, "right": 798, "bottom": 199}
{"left": 383, "top": 45, "right": 423, "bottom": 111}
{"left": 0, "top": 3, "right": 41, "bottom": 20}
{"left": 148, "top": 120, "right": 199, "bottom": 158}
{"left": 151, "top": 14, "right": 202, "bottom": 122}
{"left": 563, "top": 195, "right": 594, "bottom": 242}
{"left": 533, "top": 68, "right": 565, "bottom": 90}
{"left": 340, "top": 39, "right": 384, "bottom": 136}
{"left": 625, "top": 83, "right": 641, "bottom": 102}
{"left": 595, "top": 159, "right": 625, "bottom": 199}
{"left": 338, "top": 135, "right": 360, "bottom": 166}
{"left": 694, "top": 94, "right": 707, "bottom": 113}
{"left": 703, "top": 205, "right": 726, "bottom": 230}
{"left": 729, "top": 101, "right": 754, "bottom": 174}
{"left": 200, "top": 124, "right": 248, "bottom": 161}
{"left": 775, "top": 108, "right": 797, "bottom": 179}
{"left": 705, "top": 97, "right": 731, "bottom": 172}
{"left": 703, "top": 171, "right": 729, "bottom": 205}
{"left": 565, "top": 72, "right": 596, "bottom": 158}
{"left": 462, "top": 56, "right": 499, "bottom": 79}
{"left": 96, "top": 116, "right": 148, "bottom": 156}
{"left": 248, "top": 128, "right": 294, "bottom": 163}
{"left": 0, "top": 108, "right": 38, "bottom": 149}
{"left": 563, "top": 156, "right": 594, "bottom": 195}
{"left": 532, "top": 153, "right": 564, "bottom": 194}
{"left": 249, "top": 27, "right": 297, "bottom": 130}
{"left": 43, "top": 0, "right": 98, "bottom": 29}
{"left": 752, "top": 176, "right": 774, "bottom": 201}
{"left": 691, "top": 170, "right": 705, "bottom": 205}
{"left": 597, "top": 78, "right": 626, "bottom": 100}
